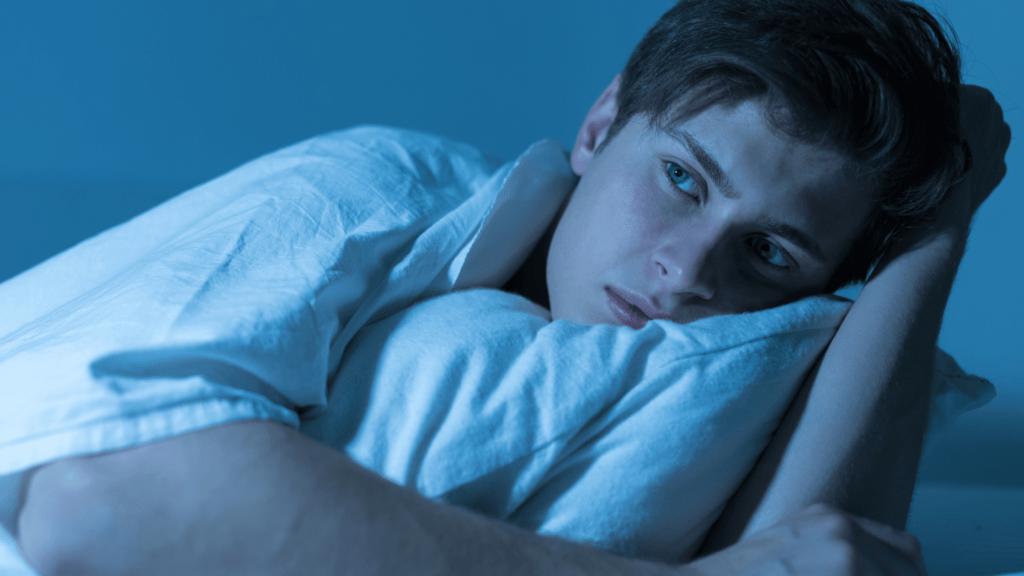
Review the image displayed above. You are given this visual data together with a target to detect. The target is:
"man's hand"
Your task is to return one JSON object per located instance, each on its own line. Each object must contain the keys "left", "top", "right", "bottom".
{"left": 957, "top": 84, "right": 1011, "bottom": 218}
{"left": 688, "top": 504, "right": 926, "bottom": 576}
{"left": 922, "top": 84, "right": 1011, "bottom": 241}
{"left": 884, "top": 84, "right": 1009, "bottom": 268}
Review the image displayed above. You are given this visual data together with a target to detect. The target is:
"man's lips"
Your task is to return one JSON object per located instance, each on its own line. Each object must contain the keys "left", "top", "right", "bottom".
{"left": 605, "top": 287, "right": 652, "bottom": 329}
{"left": 611, "top": 286, "right": 675, "bottom": 319}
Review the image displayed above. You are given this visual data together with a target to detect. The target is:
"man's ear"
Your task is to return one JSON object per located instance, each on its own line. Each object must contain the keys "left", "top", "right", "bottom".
{"left": 570, "top": 75, "right": 621, "bottom": 176}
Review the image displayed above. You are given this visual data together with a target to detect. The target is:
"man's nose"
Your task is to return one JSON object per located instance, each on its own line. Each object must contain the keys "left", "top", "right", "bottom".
{"left": 654, "top": 225, "right": 719, "bottom": 301}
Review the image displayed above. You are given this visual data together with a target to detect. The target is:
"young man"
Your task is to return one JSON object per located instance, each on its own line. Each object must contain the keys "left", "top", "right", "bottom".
{"left": 7, "top": 0, "right": 1009, "bottom": 575}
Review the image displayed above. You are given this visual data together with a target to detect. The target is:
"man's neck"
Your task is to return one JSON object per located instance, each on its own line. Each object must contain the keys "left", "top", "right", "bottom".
{"left": 500, "top": 218, "right": 555, "bottom": 310}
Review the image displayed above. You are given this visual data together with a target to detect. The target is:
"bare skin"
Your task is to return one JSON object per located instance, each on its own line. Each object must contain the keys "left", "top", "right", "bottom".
{"left": 16, "top": 86, "right": 1009, "bottom": 576}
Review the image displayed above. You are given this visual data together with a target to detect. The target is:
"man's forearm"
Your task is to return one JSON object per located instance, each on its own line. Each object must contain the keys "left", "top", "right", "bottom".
{"left": 701, "top": 226, "right": 967, "bottom": 551}
{"left": 17, "top": 419, "right": 678, "bottom": 576}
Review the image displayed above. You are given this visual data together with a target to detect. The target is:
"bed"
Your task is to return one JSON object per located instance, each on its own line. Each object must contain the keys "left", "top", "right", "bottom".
{"left": 1, "top": 124, "right": 1021, "bottom": 574}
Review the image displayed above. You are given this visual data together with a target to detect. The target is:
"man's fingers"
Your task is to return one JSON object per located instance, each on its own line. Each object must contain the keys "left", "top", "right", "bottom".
{"left": 958, "top": 84, "right": 1011, "bottom": 215}
{"left": 849, "top": 515, "right": 924, "bottom": 559}
{"left": 696, "top": 504, "right": 930, "bottom": 576}
{"left": 784, "top": 504, "right": 928, "bottom": 575}
{"left": 843, "top": 515, "right": 928, "bottom": 575}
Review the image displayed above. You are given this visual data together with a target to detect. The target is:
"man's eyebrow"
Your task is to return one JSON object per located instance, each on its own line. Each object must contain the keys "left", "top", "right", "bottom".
{"left": 665, "top": 128, "right": 738, "bottom": 199}
{"left": 665, "top": 127, "right": 826, "bottom": 265}
{"left": 757, "top": 218, "right": 827, "bottom": 264}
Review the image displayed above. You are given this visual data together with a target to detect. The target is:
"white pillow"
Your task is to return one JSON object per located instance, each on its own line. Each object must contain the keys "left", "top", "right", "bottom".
{"left": 300, "top": 288, "right": 994, "bottom": 562}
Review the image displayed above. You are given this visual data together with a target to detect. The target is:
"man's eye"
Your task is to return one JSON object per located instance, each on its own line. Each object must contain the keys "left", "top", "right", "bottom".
{"left": 665, "top": 162, "right": 700, "bottom": 199}
{"left": 749, "top": 237, "right": 791, "bottom": 270}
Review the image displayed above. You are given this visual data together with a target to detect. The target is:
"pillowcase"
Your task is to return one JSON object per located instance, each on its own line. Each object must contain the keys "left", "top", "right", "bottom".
{"left": 300, "top": 288, "right": 994, "bottom": 562}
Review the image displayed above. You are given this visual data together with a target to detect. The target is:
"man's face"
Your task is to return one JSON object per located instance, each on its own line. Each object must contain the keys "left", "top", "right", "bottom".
{"left": 546, "top": 81, "right": 873, "bottom": 327}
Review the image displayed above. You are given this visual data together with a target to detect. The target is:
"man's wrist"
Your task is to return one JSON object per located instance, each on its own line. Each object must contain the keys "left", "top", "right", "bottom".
{"left": 869, "top": 219, "right": 966, "bottom": 287}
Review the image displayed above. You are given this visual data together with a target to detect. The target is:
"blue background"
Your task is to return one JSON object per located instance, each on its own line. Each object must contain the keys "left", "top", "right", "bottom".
{"left": 0, "top": 0, "right": 1021, "bottom": 569}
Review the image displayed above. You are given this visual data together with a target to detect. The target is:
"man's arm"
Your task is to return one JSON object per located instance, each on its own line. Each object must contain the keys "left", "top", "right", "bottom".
{"left": 700, "top": 221, "right": 962, "bottom": 549}
{"left": 699, "top": 85, "right": 1011, "bottom": 551}
{"left": 18, "top": 418, "right": 929, "bottom": 576}
{"left": 17, "top": 419, "right": 677, "bottom": 576}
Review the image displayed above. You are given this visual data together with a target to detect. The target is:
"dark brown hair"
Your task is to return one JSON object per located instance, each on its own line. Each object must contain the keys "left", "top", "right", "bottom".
{"left": 607, "top": 0, "right": 968, "bottom": 289}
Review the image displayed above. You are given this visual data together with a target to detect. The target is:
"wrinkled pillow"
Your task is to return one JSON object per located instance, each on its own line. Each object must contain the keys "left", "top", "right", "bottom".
{"left": 300, "top": 288, "right": 994, "bottom": 562}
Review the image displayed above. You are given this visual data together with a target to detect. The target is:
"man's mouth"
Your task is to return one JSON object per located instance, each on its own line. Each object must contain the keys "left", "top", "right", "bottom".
{"left": 605, "top": 287, "right": 650, "bottom": 329}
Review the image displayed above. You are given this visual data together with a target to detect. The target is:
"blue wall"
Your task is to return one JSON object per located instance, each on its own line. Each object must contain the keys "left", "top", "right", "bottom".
{"left": 1, "top": 0, "right": 1021, "bottom": 482}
